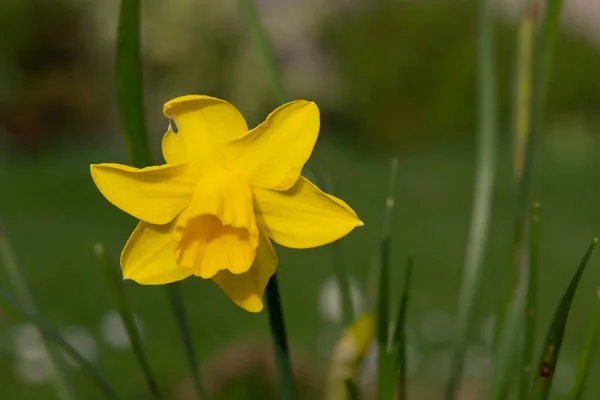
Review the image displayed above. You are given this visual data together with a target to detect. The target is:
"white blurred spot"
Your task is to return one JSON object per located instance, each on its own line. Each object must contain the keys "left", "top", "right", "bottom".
{"left": 13, "top": 354, "right": 54, "bottom": 384}
{"left": 465, "top": 345, "right": 493, "bottom": 380}
{"left": 480, "top": 314, "right": 496, "bottom": 345}
{"left": 406, "top": 343, "right": 421, "bottom": 377}
{"left": 99, "top": 310, "right": 143, "bottom": 349}
{"left": 318, "top": 276, "right": 365, "bottom": 324}
{"left": 420, "top": 310, "right": 456, "bottom": 345}
{"left": 60, "top": 326, "right": 98, "bottom": 368}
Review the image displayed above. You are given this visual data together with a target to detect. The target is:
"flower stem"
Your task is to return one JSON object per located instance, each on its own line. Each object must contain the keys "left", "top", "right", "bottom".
{"left": 265, "top": 274, "right": 297, "bottom": 400}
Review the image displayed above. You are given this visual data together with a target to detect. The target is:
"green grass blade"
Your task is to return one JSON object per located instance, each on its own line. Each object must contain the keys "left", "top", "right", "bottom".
{"left": 116, "top": 0, "right": 151, "bottom": 168}
{"left": 265, "top": 274, "right": 297, "bottom": 400}
{"left": 530, "top": 238, "right": 598, "bottom": 399}
{"left": 0, "top": 221, "right": 74, "bottom": 400}
{"left": 376, "top": 158, "right": 399, "bottom": 400}
{"left": 165, "top": 283, "right": 208, "bottom": 400}
{"left": 487, "top": 285, "right": 527, "bottom": 400}
{"left": 94, "top": 243, "right": 162, "bottom": 399}
{"left": 115, "top": 1, "right": 207, "bottom": 397}
{"left": 391, "top": 254, "right": 414, "bottom": 400}
{"left": 236, "top": 0, "right": 287, "bottom": 104}
{"left": 0, "top": 287, "right": 119, "bottom": 399}
{"left": 568, "top": 288, "right": 600, "bottom": 400}
{"left": 446, "top": 0, "right": 498, "bottom": 396}
{"left": 519, "top": 202, "right": 540, "bottom": 399}
{"left": 345, "top": 379, "right": 361, "bottom": 400}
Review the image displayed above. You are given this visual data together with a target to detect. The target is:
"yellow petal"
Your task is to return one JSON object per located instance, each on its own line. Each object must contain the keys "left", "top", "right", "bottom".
{"left": 226, "top": 100, "right": 319, "bottom": 190}
{"left": 163, "top": 95, "right": 248, "bottom": 166}
{"left": 212, "top": 227, "right": 278, "bottom": 312}
{"left": 121, "top": 220, "right": 192, "bottom": 284}
{"left": 254, "top": 176, "right": 362, "bottom": 248}
{"left": 175, "top": 172, "right": 258, "bottom": 278}
{"left": 162, "top": 125, "right": 187, "bottom": 164}
{"left": 90, "top": 163, "right": 196, "bottom": 225}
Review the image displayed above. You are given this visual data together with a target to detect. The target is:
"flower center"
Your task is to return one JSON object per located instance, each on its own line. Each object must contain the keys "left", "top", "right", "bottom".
{"left": 174, "top": 170, "right": 258, "bottom": 279}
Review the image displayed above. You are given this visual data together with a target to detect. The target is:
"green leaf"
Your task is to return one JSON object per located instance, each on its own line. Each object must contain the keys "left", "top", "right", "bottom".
{"left": 265, "top": 274, "right": 297, "bottom": 400}
{"left": 568, "top": 288, "right": 600, "bottom": 400}
{"left": 94, "top": 243, "right": 161, "bottom": 399}
{"left": 530, "top": 238, "right": 598, "bottom": 399}
{"left": 116, "top": 0, "right": 151, "bottom": 168}
{"left": 446, "top": 0, "right": 498, "bottom": 396}
{"left": 0, "top": 288, "right": 119, "bottom": 399}
{"left": 391, "top": 254, "right": 414, "bottom": 400}
{"left": 519, "top": 202, "right": 540, "bottom": 399}
{"left": 376, "top": 158, "right": 399, "bottom": 400}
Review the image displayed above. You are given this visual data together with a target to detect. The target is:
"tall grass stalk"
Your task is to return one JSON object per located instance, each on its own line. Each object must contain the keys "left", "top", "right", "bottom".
{"left": 115, "top": 1, "right": 206, "bottom": 397}
{"left": 568, "top": 288, "right": 600, "bottom": 400}
{"left": 0, "top": 221, "right": 74, "bottom": 400}
{"left": 446, "top": 0, "right": 498, "bottom": 396}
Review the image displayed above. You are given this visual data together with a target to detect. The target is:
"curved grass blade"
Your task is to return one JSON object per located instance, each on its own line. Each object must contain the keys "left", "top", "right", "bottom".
{"left": 530, "top": 238, "right": 598, "bottom": 399}
{"left": 376, "top": 158, "right": 399, "bottom": 400}
{"left": 518, "top": 202, "right": 540, "bottom": 399}
{"left": 165, "top": 283, "right": 208, "bottom": 400}
{"left": 0, "top": 220, "right": 74, "bottom": 400}
{"left": 116, "top": 0, "right": 151, "bottom": 168}
{"left": 391, "top": 254, "right": 414, "bottom": 400}
{"left": 265, "top": 274, "right": 297, "bottom": 400}
{"left": 0, "top": 288, "right": 119, "bottom": 399}
{"left": 345, "top": 380, "right": 360, "bottom": 400}
{"left": 568, "top": 288, "right": 600, "bottom": 400}
{"left": 94, "top": 243, "right": 161, "bottom": 399}
{"left": 236, "top": 0, "right": 287, "bottom": 104}
{"left": 446, "top": 0, "right": 498, "bottom": 396}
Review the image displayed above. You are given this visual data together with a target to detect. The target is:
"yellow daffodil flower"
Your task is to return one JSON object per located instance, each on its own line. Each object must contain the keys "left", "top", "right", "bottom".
{"left": 90, "top": 95, "right": 362, "bottom": 312}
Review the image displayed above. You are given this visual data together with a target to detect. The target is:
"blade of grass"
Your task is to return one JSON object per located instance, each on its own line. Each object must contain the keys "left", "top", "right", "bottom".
{"left": 165, "top": 283, "right": 208, "bottom": 400}
{"left": 487, "top": 284, "right": 527, "bottom": 399}
{"left": 518, "top": 202, "right": 540, "bottom": 399}
{"left": 530, "top": 238, "right": 598, "bottom": 399}
{"left": 376, "top": 158, "right": 399, "bottom": 400}
{"left": 0, "top": 287, "right": 119, "bottom": 399}
{"left": 236, "top": 0, "right": 287, "bottom": 104}
{"left": 116, "top": 0, "right": 151, "bottom": 168}
{"left": 446, "top": 0, "right": 498, "bottom": 396}
{"left": 265, "top": 274, "right": 297, "bottom": 400}
{"left": 94, "top": 243, "right": 161, "bottom": 399}
{"left": 568, "top": 288, "right": 600, "bottom": 400}
{"left": 0, "top": 220, "right": 74, "bottom": 400}
{"left": 115, "top": 1, "right": 206, "bottom": 397}
{"left": 345, "top": 380, "right": 361, "bottom": 400}
{"left": 391, "top": 254, "right": 414, "bottom": 400}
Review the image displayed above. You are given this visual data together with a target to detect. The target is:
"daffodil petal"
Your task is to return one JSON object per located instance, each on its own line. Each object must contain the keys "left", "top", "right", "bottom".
{"left": 91, "top": 163, "right": 196, "bottom": 225}
{"left": 226, "top": 100, "right": 320, "bottom": 190}
{"left": 162, "top": 126, "right": 188, "bottom": 164}
{"left": 212, "top": 227, "right": 277, "bottom": 312}
{"left": 253, "top": 176, "right": 362, "bottom": 248}
{"left": 175, "top": 172, "right": 258, "bottom": 278}
{"left": 121, "top": 220, "right": 192, "bottom": 284}
{"left": 162, "top": 95, "right": 248, "bottom": 166}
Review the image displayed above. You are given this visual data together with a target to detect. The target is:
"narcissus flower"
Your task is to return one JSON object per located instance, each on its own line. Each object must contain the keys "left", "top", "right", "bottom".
{"left": 91, "top": 95, "right": 362, "bottom": 312}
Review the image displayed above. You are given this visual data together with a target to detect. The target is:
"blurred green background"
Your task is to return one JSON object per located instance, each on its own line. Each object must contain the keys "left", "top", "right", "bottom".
{"left": 1, "top": 0, "right": 600, "bottom": 399}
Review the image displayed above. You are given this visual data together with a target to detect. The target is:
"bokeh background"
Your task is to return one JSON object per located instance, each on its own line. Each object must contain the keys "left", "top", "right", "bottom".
{"left": 1, "top": 0, "right": 600, "bottom": 399}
